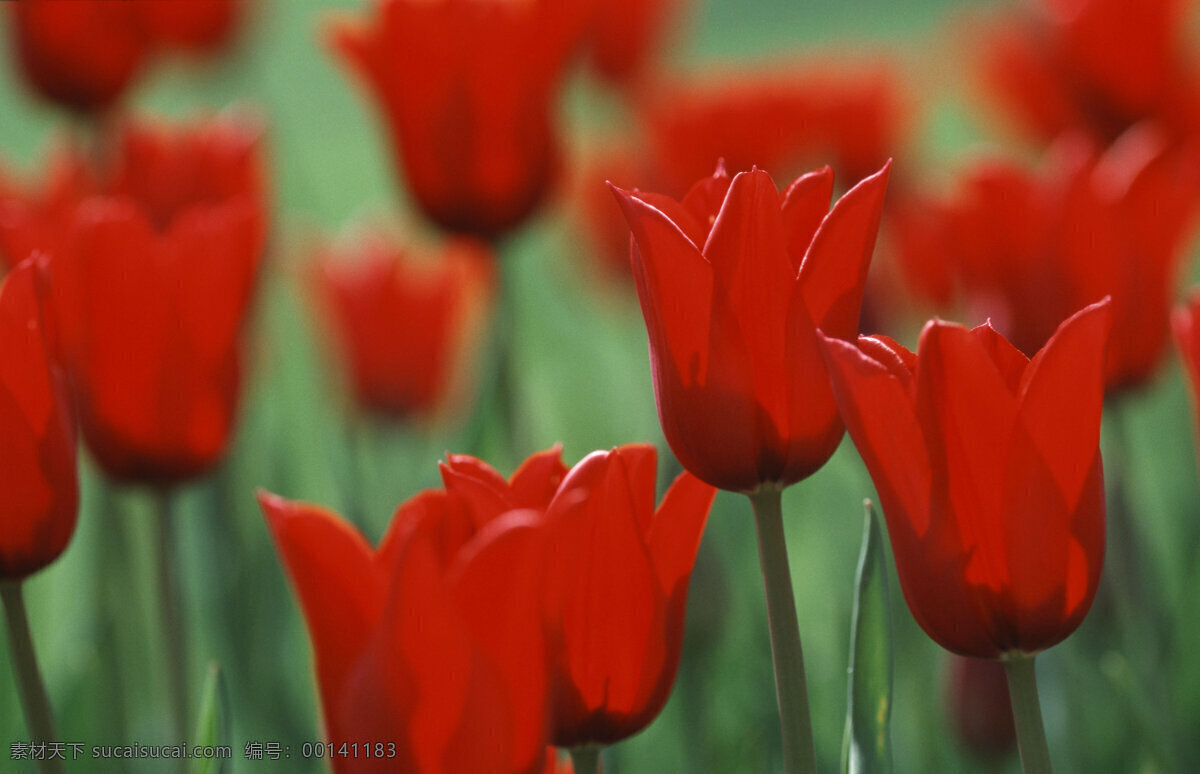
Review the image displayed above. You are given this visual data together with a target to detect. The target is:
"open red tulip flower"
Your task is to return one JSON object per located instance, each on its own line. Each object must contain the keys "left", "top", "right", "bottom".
{"left": 977, "top": 0, "right": 1200, "bottom": 146}
{"left": 820, "top": 299, "right": 1111, "bottom": 659}
{"left": 542, "top": 444, "right": 716, "bottom": 748}
{"left": 610, "top": 161, "right": 890, "bottom": 493}
{"left": 920, "top": 127, "right": 1198, "bottom": 393}
{"left": 49, "top": 113, "right": 267, "bottom": 483}
{"left": 329, "top": 0, "right": 587, "bottom": 240}
{"left": 314, "top": 232, "right": 494, "bottom": 420}
{"left": 0, "top": 256, "right": 77, "bottom": 581}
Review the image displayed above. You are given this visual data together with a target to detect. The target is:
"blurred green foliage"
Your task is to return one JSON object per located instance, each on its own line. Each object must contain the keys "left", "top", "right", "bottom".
{"left": 3, "top": 1, "right": 1200, "bottom": 773}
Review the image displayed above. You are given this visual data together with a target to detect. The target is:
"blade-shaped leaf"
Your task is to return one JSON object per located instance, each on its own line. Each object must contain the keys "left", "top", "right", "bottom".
{"left": 189, "top": 662, "right": 231, "bottom": 774}
{"left": 842, "top": 500, "right": 894, "bottom": 774}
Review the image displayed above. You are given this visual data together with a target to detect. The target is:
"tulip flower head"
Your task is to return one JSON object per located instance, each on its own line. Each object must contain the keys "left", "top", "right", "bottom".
{"left": 611, "top": 161, "right": 890, "bottom": 492}
{"left": 329, "top": 0, "right": 587, "bottom": 239}
{"left": 0, "top": 256, "right": 78, "bottom": 581}
{"left": 820, "top": 299, "right": 1112, "bottom": 658}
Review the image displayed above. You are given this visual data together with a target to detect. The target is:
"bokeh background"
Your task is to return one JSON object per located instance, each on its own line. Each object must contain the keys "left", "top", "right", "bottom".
{"left": 3, "top": 0, "right": 1200, "bottom": 772}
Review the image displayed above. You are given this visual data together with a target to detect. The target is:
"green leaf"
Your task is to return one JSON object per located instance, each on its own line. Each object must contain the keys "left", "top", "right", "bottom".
{"left": 842, "top": 500, "right": 894, "bottom": 774}
{"left": 189, "top": 662, "right": 231, "bottom": 774}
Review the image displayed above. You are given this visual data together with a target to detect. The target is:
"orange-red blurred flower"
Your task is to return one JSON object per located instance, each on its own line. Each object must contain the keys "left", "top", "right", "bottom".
{"left": 611, "top": 162, "right": 889, "bottom": 492}
{"left": 587, "top": 0, "right": 679, "bottom": 87}
{"left": 0, "top": 256, "right": 77, "bottom": 581}
{"left": 900, "top": 127, "right": 1199, "bottom": 392}
{"left": 978, "top": 0, "right": 1200, "bottom": 145}
{"left": 945, "top": 655, "right": 1016, "bottom": 759}
{"left": 8, "top": 0, "right": 150, "bottom": 113}
{"left": 329, "top": 0, "right": 587, "bottom": 239}
{"left": 140, "top": 0, "right": 242, "bottom": 55}
{"left": 313, "top": 231, "right": 493, "bottom": 420}
{"left": 820, "top": 300, "right": 1111, "bottom": 658}
{"left": 641, "top": 62, "right": 905, "bottom": 197}
{"left": 48, "top": 113, "right": 267, "bottom": 483}
{"left": 263, "top": 447, "right": 570, "bottom": 773}
{"left": 543, "top": 444, "right": 715, "bottom": 746}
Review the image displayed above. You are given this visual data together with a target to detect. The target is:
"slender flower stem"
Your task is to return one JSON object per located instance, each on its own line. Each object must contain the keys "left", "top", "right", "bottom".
{"left": 1, "top": 581, "right": 65, "bottom": 774}
{"left": 749, "top": 487, "right": 817, "bottom": 774}
{"left": 570, "top": 746, "right": 601, "bottom": 774}
{"left": 1004, "top": 655, "right": 1053, "bottom": 774}
{"left": 153, "top": 488, "right": 189, "bottom": 748}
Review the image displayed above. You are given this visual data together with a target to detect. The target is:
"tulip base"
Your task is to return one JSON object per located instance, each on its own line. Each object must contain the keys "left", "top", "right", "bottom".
{"left": 1, "top": 581, "right": 64, "bottom": 774}
{"left": 749, "top": 487, "right": 818, "bottom": 774}
{"left": 1003, "top": 655, "right": 1053, "bottom": 774}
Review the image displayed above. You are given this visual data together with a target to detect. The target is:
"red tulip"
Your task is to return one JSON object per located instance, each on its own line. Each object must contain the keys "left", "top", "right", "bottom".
{"left": 945, "top": 655, "right": 1016, "bottom": 758}
{"left": 8, "top": 0, "right": 150, "bottom": 113}
{"left": 262, "top": 492, "right": 549, "bottom": 774}
{"left": 587, "top": 0, "right": 679, "bottom": 86}
{"left": 978, "top": 0, "right": 1200, "bottom": 145}
{"left": 0, "top": 256, "right": 78, "bottom": 581}
{"left": 329, "top": 0, "right": 587, "bottom": 239}
{"left": 912, "top": 126, "right": 1199, "bottom": 392}
{"left": 641, "top": 63, "right": 905, "bottom": 196}
{"left": 314, "top": 232, "right": 494, "bottom": 420}
{"left": 820, "top": 299, "right": 1111, "bottom": 658}
{"left": 47, "top": 114, "right": 267, "bottom": 483}
{"left": 140, "top": 0, "right": 242, "bottom": 55}
{"left": 543, "top": 444, "right": 716, "bottom": 746}
{"left": 610, "top": 162, "right": 890, "bottom": 492}
{"left": 0, "top": 148, "right": 96, "bottom": 272}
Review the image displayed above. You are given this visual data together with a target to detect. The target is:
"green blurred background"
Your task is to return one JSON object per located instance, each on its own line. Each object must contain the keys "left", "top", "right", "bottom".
{"left": 4, "top": 0, "right": 1200, "bottom": 772}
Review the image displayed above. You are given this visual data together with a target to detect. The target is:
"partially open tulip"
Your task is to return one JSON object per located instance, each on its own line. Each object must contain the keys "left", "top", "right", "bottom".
{"left": 610, "top": 162, "right": 889, "bottom": 492}
{"left": 907, "top": 127, "right": 1198, "bottom": 393}
{"left": 543, "top": 444, "right": 716, "bottom": 746}
{"left": 48, "top": 113, "right": 267, "bottom": 483}
{"left": 313, "top": 232, "right": 494, "bottom": 420}
{"left": 329, "top": 0, "right": 587, "bottom": 239}
{"left": 0, "top": 256, "right": 77, "bottom": 581}
{"left": 820, "top": 299, "right": 1111, "bottom": 658}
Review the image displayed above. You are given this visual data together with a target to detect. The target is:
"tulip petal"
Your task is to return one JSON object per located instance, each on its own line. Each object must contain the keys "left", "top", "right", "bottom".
{"left": 779, "top": 166, "right": 834, "bottom": 272}
{"left": 507, "top": 445, "right": 569, "bottom": 510}
{"left": 798, "top": 161, "right": 890, "bottom": 339}
{"left": 647, "top": 471, "right": 716, "bottom": 599}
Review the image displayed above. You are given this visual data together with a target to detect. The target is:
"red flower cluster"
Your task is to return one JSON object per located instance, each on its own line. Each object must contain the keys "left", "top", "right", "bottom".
{"left": 0, "top": 256, "right": 77, "bottom": 581}
{"left": 611, "top": 162, "right": 889, "bottom": 492}
{"left": 821, "top": 300, "right": 1111, "bottom": 659}
{"left": 312, "top": 232, "right": 494, "bottom": 421}
{"left": 8, "top": 0, "right": 243, "bottom": 113}
{"left": 262, "top": 444, "right": 714, "bottom": 771}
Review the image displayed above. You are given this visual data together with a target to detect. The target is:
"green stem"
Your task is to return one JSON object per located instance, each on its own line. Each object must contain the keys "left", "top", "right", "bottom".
{"left": 749, "top": 487, "right": 817, "bottom": 774}
{"left": 570, "top": 747, "right": 601, "bottom": 774}
{"left": 153, "top": 488, "right": 189, "bottom": 748}
{"left": 1003, "top": 655, "right": 1053, "bottom": 774}
{"left": 1, "top": 581, "right": 65, "bottom": 774}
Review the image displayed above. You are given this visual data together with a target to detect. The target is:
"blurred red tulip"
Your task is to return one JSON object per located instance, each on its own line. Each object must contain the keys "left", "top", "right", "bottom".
{"left": 314, "top": 232, "right": 494, "bottom": 420}
{"left": 261, "top": 491, "right": 550, "bottom": 774}
{"left": 945, "top": 655, "right": 1017, "bottom": 759}
{"left": 587, "top": 0, "right": 679, "bottom": 87}
{"left": 0, "top": 148, "right": 96, "bottom": 272}
{"left": 907, "top": 126, "right": 1199, "bottom": 392}
{"left": 0, "top": 256, "right": 77, "bottom": 581}
{"left": 329, "top": 0, "right": 587, "bottom": 239}
{"left": 140, "top": 0, "right": 242, "bottom": 55}
{"left": 978, "top": 0, "right": 1200, "bottom": 145}
{"left": 821, "top": 299, "right": 1111, "bottom": 658}
{"left": 8, "top": 0, "right": 150, "bottom": 113}
{"left": 641, "top": 62, "right": 905, "bottom": 197}
{"left": 543, "top": 444, "right": 715, "bottom": 746}
{"left": 610, "top": 162, "right": 889, "bottom": 492}
{"left": 47, "top": 114, "right": 267, "bottom": 484}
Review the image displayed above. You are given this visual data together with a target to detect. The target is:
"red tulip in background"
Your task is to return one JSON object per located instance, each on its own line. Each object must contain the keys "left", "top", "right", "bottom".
{"left": 543, "top": 444, "right": 715, "bottom": 747}
{"left": 820, "top": 299, "right": 1111, "bottom": 658}
{"left": 945, "top": 655, "right": 1016, "bottom": 759}
{"left": 329, "top": 0, "right": 588, "bottom": 239}
{"left": 313, "top": 232, "right": 494, "bottom": 420}
{"left": 0, "top": 148, "right": 95, "bottom": 272}
{"left": 0, "top": 256, "right": 77, "bottom": 581}
{"left": 610, "top": 161, "right": 889, "bottom": 492}
{"left": 892, "top": 126, "right": 1199, "bottom": 393}
{"left": 8, "top": 0, "right": 244, "bottom": 113}
{"left": 47, "top": 113, "right": 267, "bottom": 483}
{"left": 978, "top": 0, "right": 1200, "bottom": 145}
{"left": 586, "top": 0, "right": 680, "bottom": 87}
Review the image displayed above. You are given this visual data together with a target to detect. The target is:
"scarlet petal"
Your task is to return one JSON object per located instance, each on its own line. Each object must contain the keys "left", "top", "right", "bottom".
{"left": 647, "top": 472, "right": 716, "bottom": 599}
{"left": 779, "top": 166, "right": 834, "bottom": 271}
